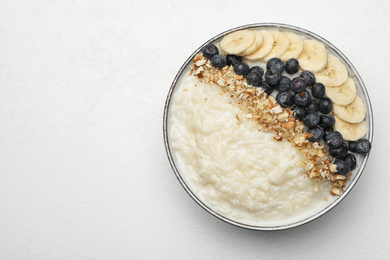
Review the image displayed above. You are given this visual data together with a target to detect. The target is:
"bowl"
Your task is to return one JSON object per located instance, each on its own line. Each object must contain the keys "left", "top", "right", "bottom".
{"left": 163, "top": 23, "right": 373, "bottom": 231}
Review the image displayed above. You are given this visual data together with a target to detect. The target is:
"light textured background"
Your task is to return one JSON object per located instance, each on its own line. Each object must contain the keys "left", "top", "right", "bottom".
{"left": 0, "top": 0, "right": 389, "bottom": 259}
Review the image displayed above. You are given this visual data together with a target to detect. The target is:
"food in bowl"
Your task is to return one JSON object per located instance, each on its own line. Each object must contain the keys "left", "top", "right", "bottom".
{"left": 165, "top": 25, "right": 372, "bottom": 228}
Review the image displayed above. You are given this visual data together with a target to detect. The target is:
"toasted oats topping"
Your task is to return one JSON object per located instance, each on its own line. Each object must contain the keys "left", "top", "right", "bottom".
{"left": 191, "top": 54, "right": 349, "bottom": 195}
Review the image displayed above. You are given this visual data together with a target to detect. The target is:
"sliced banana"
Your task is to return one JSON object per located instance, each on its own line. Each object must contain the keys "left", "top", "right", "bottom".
{"left": 333, "top": 116, "right": 367, "bottom": 141}
{"left": 325, "top": 78, "right": 357, "bottom": 106}
{"left": 220, "top": 30, "right": 255, "bottom": 55}
{"left": 298, "top": 40, "right": 328, "bottom": 73}
{"left": 333, "top": 95, "right": 365, "bottom": 123}
{"left": 242, "top": 31, "right": 263, "bottom": 56}
{"left": 262, "top": 31, "right": 290, "bottom": 61}
{"left": 314, "top": 55, "right": 348, "bottom": 87}
{"left": 245, "top": 31, "right": 274, "bottom": 61}
{"left": 280, "top": 32, "right": 304, "bottom": 61}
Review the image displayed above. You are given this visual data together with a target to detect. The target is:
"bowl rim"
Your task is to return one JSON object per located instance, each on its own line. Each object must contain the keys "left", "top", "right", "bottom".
{"left": 163, "top": 23, "right": 374, "bottom": 231}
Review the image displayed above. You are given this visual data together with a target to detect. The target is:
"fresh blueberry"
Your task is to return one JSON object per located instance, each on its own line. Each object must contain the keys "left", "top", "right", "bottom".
{"left": 250, "top": 66, "right": 264, "bottom": 78}
{"left": 329, "top": 143, "right": 348, "bottom": 158}
{"left": 294, "top": 106, "right": 306, "bottom": 121}
{"left": 322, "top": 126, "right": 334, "bottom": 141}
{"left": 291, "top": 77, "right": 307, "bottom": 93}
{"left": 349, "top": 141, "right": 358, "bottom": 152}
{"left": 233, "top": 62, "right": 250, "bottom": 76}
{"left": 258, "top": 81, "right": 274, "bottom": 95}
{"left": 306, "top": 100, "right": 319, "bottom": 113}
{"left": 226, "top": 54, "right": 242, "bottom": 66}
{"left": 264, "top": 68, "right": 282, "bottom": 85}
{"left": 285, "top": 58, "right": 300, "bottom": 74}
{"left": 319, "top": 97, "right": 333, "bottom": 114}
{"left": 202, "top": 43, "right": 219, "bottom": 59}
{"left": 211, "top": 55, "right": 227, "bottom": 68}
{"left": 343, "top": 153, "right": 357, "bottom": 171}
{"left": 300, "top": 71, "right": 316, "bottom": 86}
{"left": 355, "top": 138, "right": 372, "bottom": 155}
{"left": 266, "top": 58, "right": 284, "bottom": 72}
{"left": 324, "top": 131, "right": 343, "bottom": 149}
{"left": 319, "top": 114, "right": 335, "bottom": 128}
{"left": 307, "top": 127, "right": 323, "bottom": 142}
{"left": 276, "top": 91, "right": 293, "bottom": 108}
{"left": 334, "top": 159, "right": 351, "bottom": 176}
{"left": 294, "top": 90, "right": 311, "bottom": 107}
{"left": 246, "top": 71, "right": 262, "bottom": 86}
{"left": 277, "top": 76, "right": 291, "bottom": 92}
{"left": 312, "top": 83, "right": 326, "bottom": 98}
{"left": 302, "top": 112, "right": 320, "bottom": 128}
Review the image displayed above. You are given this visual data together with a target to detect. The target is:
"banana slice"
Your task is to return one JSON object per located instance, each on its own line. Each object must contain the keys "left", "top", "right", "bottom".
{"left": 245, "top": 31, "right": 274, "bottom": 61}
{"left": 333, "top": 116, "right": 367, "bottom": 141}
{"left": 280, "top": 32, "right": 304, "bottom": 61}
{"left": 314, "top": 55, "right": 348, "bottom": 87}
{"left": 298, "top": 40, "right": 328, "bottom": 73}
{"left": 325, "top": 78, "right": 357, "bottom": 106}
{"left": 262, "top": 31, "right": 290, "bottom": 61}
{"left": 242, "top": 31, "right": 263, "bottom": 56}
{"left": 332, "top": 95, "right": 365, "bottom": 123}
{"left": 220, "top": 30, "right": 255, "bottom": 55}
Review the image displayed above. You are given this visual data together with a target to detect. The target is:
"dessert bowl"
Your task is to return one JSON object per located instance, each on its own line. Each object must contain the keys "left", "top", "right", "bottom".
{"left": 163, "top": 23, "right": 373, "bottom": 231}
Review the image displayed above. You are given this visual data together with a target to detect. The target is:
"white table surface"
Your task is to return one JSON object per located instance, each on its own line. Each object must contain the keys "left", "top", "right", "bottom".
{"left": 0, "top": 0, "right": 389, "bottom": 259}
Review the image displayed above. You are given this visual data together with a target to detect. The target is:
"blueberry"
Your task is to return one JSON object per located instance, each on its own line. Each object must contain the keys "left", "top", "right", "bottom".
{"left": 291, "top": 77, "right": 307, "bottom": 93}
{"left": 246, "top": 71, "right": 262, "bottom": 86}
{"left": 294, "top": 90, "right": 311, "bottom": 107}
{"left": 250, "top": 66, "right": 264, "bottom": 78}
{"left": 329, "top": 143, "right": 348, "bottom": 159}
{"left": 334, "top": 159, "right": 350, "bottom": 176}
{"left": 323, "top": 126, "right": 334, "bottom": 141}
{"left": 302, "top": 112, "right": 320, "bottom": 128}
{"left": 266, "top": 58, "right": 285, "bottom": 72}
{"left": 319, "top": 114, "right": 335, "bottom": 128}
{"left": 355, "top": 138, "right": 372, "bottom": 155}
{"left": 306, "top": 100, "right": 319, "bottom": 113}
{"left": 349, "top": 141, "right": 358, "bottom": 152}
{"left": 312, "top": 83, "right": 325, "bottom": 98}
{"left": 294, "top": 106, "right": 306, "bottom": 121}
{"left": 300, "top": 71, "right": 316, "bottom": 86}
{"left": 258, "top": 81, "right": 274, "bottom": 95}
{"left": 343, "top": 153, "right": 357, "bottom": 171}
{"left": 307, "top": 127, "right": 323, "bottom": 142}
{"left": 277, "top": 76, "right": 291, "bottom": 92}
{"left": 202, "top": 43, "right": 219, "bottom": 59}
{"left": 276, "top": 91, "right": 293, "bottom": 108}
{"left": 324, "top": 131, "right": 343, "bottom": 149}
{"left": 319, "top": 97, "right": 333, "bottom": 114}
{"left": 226, "top": 54, "right": 242, "bottom": 66}
{"left": 285, "top": 58, "right": 300, "bottom": 74}
{"left": 233, "top": 62, "right": 250, "bottom": 76}
{"left": 264, "top": 68, "right": 282, "bottom": 85}
{"left": 211, "top": 55, "right": 227, "bottom": 69}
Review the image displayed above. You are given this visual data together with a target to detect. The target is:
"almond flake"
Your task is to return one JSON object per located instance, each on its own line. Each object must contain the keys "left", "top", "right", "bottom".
{"left": 217, "top": 79, "right": 225, "bottom": 86}
{"left": 330, "top": 187, "right": 341, "bottom": 195}
{"left": 194, "top": 66, "right": 204, "bottom": 75}
{"left": 236, "top": 113, "right": 242, "bottom": 121}
{"left": 305, "top": 163, "right": 314, "bottom": 171}
{"left": 195, "top": 59, "right": 207, "bottom": 66}
{"left": 329, "top": 164, "right": 337, "bottom": 173}
{"left": 334, "top": 174, "right": 346, "bottom": 180}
